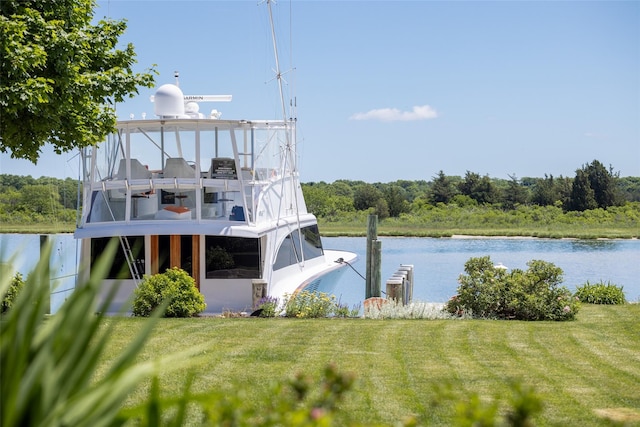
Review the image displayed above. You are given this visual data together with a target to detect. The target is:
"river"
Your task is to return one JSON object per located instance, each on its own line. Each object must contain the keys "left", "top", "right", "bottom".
{"left": 1, "top": 234, "right": 638, "bottom": 313}
{"left": 323, "top": 236, "right": 640, "bottom": 309}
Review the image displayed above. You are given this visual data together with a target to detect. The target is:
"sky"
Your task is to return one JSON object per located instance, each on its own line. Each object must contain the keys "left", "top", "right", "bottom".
{"left": 1, "top": 0, "right": 639, "bottom": 183}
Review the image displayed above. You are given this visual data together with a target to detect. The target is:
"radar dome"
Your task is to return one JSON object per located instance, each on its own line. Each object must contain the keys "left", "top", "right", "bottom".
{"left": 153, "top": 84, "right": 185, "bottom": 117}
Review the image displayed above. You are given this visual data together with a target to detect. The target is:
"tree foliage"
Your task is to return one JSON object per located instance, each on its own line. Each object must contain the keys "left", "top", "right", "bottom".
{"left": 0, "top": 174, "right": 78, "bottom": 223}
{"left": 502, "top": 174, "right": 529, "bottom": 210}
{"left": 0, "top": 0, "right": 156, "bottom": 162}
{"left": 430, "top": 170, "right": 457, "bottom": 204}
{"left": 567, "top": 160, "right": 621, "bottom": 212}
{"left": 458, "top": 171, "right": 500, "bottom": 204}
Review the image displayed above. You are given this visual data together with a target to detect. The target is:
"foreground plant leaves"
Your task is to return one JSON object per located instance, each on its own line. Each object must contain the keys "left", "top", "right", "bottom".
{"left": 0, "top": 239, "right": 200, "bottom": 427}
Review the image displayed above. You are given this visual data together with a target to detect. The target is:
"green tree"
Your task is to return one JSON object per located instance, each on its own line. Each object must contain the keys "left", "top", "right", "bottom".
{"left": 567, "top": 160, "right": 621, "bottom": 211}
{"left": 382, "top": 185, "right": 410, "bottom": 217}
{"left": 502, "top": 174, "right": 529, "bottom": 210}
{"left": 618, "top": 176, "right": 640, "bottom": 202}
{"left": 302, "top": 184, "right": 331, "bottom": 217}
{"left": 0, "top": 186, "right": 20, "bottom": 214}
{"left": 584, "top": 160, "right": 621, "bottom": 208}
{"left": 0, "top": 0, "right": 156, "bottom": 162}
{"left": 329, "top": 180, "right": 355, "bottom": 198}
{"left": 568, "top": 169, "right": 597, "bottom": 211}
{"left": 0, "top": 174, "right": 37, "bottom": 190}
{"left": 430, "top": 170, "right": 457, "bottom": 204}
{"left": 302, "top": 183, "right": 354, "bottom": 219}
{"left": 458, "top": 171, "right": 499, "bottom": 205}
{"left": 353, "top": 183, "right": 383, "bottom": 211}
{"left": 532, "top": 174, "right": 558, "bottom": 206}
{"left": 18, "top": 184, "right": 64, "bottom": 216}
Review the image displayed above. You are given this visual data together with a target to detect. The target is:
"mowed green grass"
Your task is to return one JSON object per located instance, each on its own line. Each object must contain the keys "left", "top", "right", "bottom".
{"left": 100, "top": 304, "right": 640, "bottom": 426}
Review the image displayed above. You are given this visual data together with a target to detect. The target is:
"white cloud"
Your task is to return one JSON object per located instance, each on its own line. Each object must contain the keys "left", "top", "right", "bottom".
{"left": 349, "top": 105, "right": 438, "bottom": 122}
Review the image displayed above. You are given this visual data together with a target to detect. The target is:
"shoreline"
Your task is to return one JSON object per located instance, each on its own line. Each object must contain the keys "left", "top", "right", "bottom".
{"left": 1, "top": 231, "right": 638, "bottom": 241}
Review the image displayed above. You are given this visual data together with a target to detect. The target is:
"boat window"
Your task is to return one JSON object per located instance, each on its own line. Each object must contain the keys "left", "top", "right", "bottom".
{"left": 273, "top": 225, "right": 324, "bottom": 271}
{"left": 204, "top": 236, "right": 261, "bottom": 279}
{"left": 300, "top": 224, "right": 324, "bottom": 259}
{"left": 90, "top": 236, "right": 145, "bottom": 279}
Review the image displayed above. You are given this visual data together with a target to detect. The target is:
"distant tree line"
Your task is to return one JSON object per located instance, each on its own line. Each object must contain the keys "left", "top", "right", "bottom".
{"left": 303, "top": 160, "right": 640, "bottom": 220}
{"left": 0, "top": 175, "right": 79, "bottom": 224}
{"left": 1, "top": 159, "right": 638, "bottom": 225}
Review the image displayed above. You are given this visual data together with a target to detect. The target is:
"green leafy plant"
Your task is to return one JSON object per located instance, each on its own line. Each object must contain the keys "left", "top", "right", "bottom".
{"left": 254, "top": 296, "right": 279, "bottom": 317}
{"left": 432, "top": 380, "right": 543, "bottom": 427}
{"left": 333, "top": 301, "right": 361, "bottom": 318}
{"left": 0, "top": 240, "right": 196, "bottom": 427}
{"left": 133, "top": 267, "right": 206, "bottom": 317}
{"left": 184, "top": 363, "right": 356, "bottom": 426}
{"left": 1, "top": 271, "right": 24, "bottom": 313}
{"left": 282, "top": 291, "right": 337, "bottom": 318}
{"left": 574, "top": 280, "right": 627, "bottom": 304}
{"left": 445, "top": 256, "right": 580, "bottom": 320}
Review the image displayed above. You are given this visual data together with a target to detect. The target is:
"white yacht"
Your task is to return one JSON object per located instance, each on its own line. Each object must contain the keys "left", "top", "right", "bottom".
{"left": 74, "top": 80, "right": 357, "bottom": 314}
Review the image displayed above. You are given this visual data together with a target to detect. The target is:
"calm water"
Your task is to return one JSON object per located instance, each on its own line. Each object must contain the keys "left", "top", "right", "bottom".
{"left": 2, "top": 234, "right": 639, "bottom": 312}
{"left": 323, "top": 236, "right": 640, "bottom": 308}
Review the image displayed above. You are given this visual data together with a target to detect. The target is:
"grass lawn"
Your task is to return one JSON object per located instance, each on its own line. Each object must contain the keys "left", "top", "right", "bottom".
{"left": 99, "top": 304, "right": 640, "bottom": 426}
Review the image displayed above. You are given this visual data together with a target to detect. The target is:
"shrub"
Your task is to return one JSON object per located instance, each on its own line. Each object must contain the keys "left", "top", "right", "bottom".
{"left": 445, "top": 256, "right": 580, "bottom": 320}
{"left": 133, "top": 267, "right": 206, "bottom": 317}
{"left": 282, "top": 291, "right": 336, "bottom": 318}
{"left": 574, "top": 280, "right": 627, "bottom": 304}
{"left": 1, "top": 272, "right": 24, "bottom": 313}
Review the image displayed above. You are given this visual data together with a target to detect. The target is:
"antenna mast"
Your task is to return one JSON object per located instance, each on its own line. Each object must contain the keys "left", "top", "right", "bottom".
{"left": 266, "top": 0, "right": 305, "bottom": 267}
{"left": 267, "top": 0, "right": 290, "bottom": 128}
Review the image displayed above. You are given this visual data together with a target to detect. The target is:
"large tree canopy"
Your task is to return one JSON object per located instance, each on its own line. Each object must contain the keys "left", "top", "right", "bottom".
{"left": 0, "top": 0, "right": 156, "bottom": 162}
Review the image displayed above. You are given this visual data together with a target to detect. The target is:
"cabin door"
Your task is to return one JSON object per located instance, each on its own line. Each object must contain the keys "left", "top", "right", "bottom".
{"left": 151, "top": 235, "right": 200, "bottom": 289}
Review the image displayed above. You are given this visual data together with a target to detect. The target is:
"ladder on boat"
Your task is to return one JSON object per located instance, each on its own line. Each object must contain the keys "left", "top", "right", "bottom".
{"left": 119, "top": 236, "right": 142, "bottom": 284}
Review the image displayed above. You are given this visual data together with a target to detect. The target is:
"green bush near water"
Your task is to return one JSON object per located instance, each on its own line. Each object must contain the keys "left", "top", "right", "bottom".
{"left": 575, "top": 280, "right": 627, "bottom": 304}
{"left": 133, "top": 267, "right": 206, "bottom": 318}
{"left": 445, "top": 256, "right": 580, "bottom": 320}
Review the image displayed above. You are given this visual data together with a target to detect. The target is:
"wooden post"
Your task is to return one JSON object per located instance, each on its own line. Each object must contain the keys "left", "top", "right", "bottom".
{"left": 386, "top": 278, "right": 403, "bottom": 303}
{"left": 399, "top": 264, "right": 414, "bottom": 304}
{"left": 366, "top": 214, "right": 379, "bottom": 298}
{"left": 40, "top": 235, "right": 51, "bottom": 314}
{"left": 371, "top": 240, "right": 382, "bottom": 297}
{"left": 391, "top": 271, "right": 407, "bottom": 305}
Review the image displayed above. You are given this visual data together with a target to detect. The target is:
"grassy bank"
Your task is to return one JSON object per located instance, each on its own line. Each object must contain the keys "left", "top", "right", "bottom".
{"left": 319, "top": 221, "right": 640, "bottom": 239}
{"left": 100, "top": 304, "right": 640, "bottom": 425}
{"left": 2, "top": 220, "right": 638, "bottom": 239}
{"left": 0, "top": 223, "right": 76, "bottom": 234}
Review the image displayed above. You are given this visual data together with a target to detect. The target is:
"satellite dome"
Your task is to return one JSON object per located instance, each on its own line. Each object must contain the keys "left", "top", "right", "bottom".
{"left": 153, "top": 84, "right": 185, "bottom": 117}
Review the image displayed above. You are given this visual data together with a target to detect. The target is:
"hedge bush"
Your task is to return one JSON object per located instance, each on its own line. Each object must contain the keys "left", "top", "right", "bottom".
{"left": 574, "top": 280, "right": 627, "bottom": 304}
{"left": 133, "top": 267, "right": 206, "bottom": 317}
{"left": 445, "top": 256, "right": 580, "bottom": 321}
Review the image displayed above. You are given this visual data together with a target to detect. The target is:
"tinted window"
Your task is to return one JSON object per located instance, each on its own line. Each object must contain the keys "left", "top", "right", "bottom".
{"left": 205, "top": 236, "right": 261, "bottom": 279}
{"left": 273, "top": 225, "right": 324, "bottom": 271}
{"left": 91, "top": 236, "right": 145, "bottom": 279}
